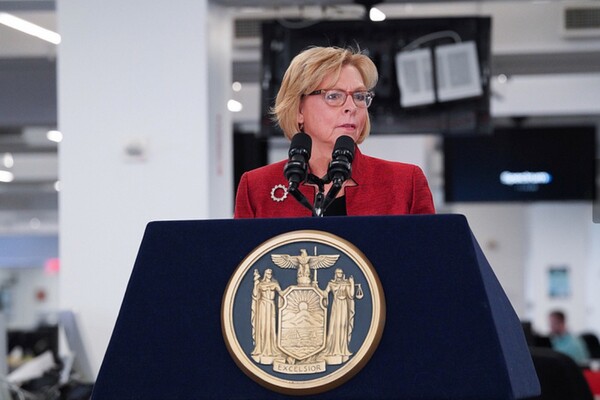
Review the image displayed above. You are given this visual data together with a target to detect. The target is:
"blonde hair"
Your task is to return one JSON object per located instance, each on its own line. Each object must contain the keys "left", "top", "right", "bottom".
{"left": 271, "top": 46, "right": 378, "bottom": 144}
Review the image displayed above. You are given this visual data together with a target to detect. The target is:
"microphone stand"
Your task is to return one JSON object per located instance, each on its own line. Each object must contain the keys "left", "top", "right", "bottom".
{"left": 285, "top": 172, "right": 328, "bottom": 217}
{"left": 288, "top": 182, "right": 315, "bottom": 215}
{"left": 288, "top": 173, "right": 342, "bottom": 218}
{"left": 319, "top": 139, "right": 354, "bottom": 216}
{"left": 307, "top": 174, "right": 326, "bottom": 217}
{"left": 320, "top": 178, "right": 343, "bottom": 214}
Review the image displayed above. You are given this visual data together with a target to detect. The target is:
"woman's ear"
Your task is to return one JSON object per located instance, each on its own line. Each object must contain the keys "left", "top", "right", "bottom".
{"left": 297, "top": 106, "right": 304, "bottom": 126}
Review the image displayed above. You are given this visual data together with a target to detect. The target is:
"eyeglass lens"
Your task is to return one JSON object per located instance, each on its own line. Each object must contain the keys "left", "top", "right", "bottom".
{"left": 324, "top": 90, "right": 373, "bottom": 108}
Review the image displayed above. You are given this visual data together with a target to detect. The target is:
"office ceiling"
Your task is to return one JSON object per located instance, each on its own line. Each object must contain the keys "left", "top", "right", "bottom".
{"left": 211, "top": 0, "right": 547, "bottom": 5}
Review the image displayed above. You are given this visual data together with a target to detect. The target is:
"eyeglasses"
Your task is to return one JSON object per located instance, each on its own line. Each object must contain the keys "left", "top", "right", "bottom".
{"left": 306, "top": 89, "right": 375, "bottom": 108}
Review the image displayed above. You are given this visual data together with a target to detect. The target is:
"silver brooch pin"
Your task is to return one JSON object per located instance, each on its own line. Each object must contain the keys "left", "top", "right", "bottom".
{"left": 270, "top": 184, "right": 288, "bottom": 202}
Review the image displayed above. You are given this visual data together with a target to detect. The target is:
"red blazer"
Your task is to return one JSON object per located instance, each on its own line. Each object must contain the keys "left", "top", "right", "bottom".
{"left": 234, "top": 147, "right": 435, "bottom": 218}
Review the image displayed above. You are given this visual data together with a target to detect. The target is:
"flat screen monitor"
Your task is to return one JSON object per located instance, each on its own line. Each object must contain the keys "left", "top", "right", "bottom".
{"left": 443, "top": 126, "right": 597, "bottom": 202}
{"left": 261, "top": 17, "right": 491, "bottom": 137}
{"left": 59, "top": 310, "right": 94, "bottom": 383}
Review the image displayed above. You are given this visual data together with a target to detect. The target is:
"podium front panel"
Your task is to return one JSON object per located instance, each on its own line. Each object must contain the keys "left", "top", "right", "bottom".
{"left": 92, "top": 214, "right": 539, "bottom": 400}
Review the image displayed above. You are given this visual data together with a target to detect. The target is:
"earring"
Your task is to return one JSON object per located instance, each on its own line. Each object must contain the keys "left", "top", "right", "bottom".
{"left": 299, "top": 123, "right": 304, "bottom": 132}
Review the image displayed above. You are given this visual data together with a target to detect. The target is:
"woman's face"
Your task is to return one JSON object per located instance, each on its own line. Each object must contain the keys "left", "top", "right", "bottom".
{"left": 298, "top": 65, "right": 368, "bottom": 150}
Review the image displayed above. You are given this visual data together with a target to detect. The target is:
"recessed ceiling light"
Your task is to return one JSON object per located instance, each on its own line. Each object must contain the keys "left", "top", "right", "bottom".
{"left": 47, "top": 130, "right": 63, "bottom": 143}
{"left": 497, "top": 74, "right": 508, "bottom": 84}
{"left": 369, "top": 7, "right": 386, "bottom": 22}
{"left": 227, "top": 99, "right": 243, "bottom": 113}
{"left": 2, "top": 153, "right": 13, "bottom": 168}
{"left": 29, "top": 218, "right": 41, "bottom": 230}
{"left": 0, "top": 170, "right": 14, "bottom": 183}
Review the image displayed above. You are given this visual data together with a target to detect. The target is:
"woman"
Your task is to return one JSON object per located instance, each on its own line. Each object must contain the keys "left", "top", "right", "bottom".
{"left": 251, "top": 269, "right": 283, "bottom": 364}
{"left": 322, "top": 268, "right": 355, "bottom": 365}
{"left": 234, "top": 46, "right": 435, "bottom": 218}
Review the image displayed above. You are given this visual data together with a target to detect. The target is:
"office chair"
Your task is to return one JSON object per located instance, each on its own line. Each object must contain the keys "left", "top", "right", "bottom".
{"left": 524, "top": 347, "right": 593, "bottom": 400}
{"left": 581, "top": 333, "right": 600, "bottom": 359}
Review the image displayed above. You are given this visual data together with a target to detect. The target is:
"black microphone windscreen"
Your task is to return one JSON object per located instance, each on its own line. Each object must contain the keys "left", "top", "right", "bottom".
{"left": 333, "top": 135, "right": 355, "bottom": 158}
{"left": 289, "top": 132, "right": 312, "bottom": 158}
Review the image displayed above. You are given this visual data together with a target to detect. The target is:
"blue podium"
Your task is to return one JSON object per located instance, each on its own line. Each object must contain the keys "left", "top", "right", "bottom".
{"left": 92, "top": 214, "right": 539, "bottom": 399}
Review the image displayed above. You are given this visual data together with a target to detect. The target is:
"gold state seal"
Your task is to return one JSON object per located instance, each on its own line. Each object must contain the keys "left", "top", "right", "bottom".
{"left": 221, "top": 230, "right": 385, "bottom": 395}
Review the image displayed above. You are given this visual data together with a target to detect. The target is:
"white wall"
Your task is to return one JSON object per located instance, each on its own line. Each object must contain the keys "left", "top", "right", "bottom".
{"left": 451, "top": 204, "right": 528, "bottom": 316}
{"left": 57, "top": 0, "right": 232, "bottom": 376}
{"left": 586, "top": 218, "right": 600, "bottom": 333}
{"left": 525, "top": 204, "right": 597, "bottom": 335}
{"left": 492, "top": 74, "right": 600, "bottom": 117}
{"left": 448, "top": 201, "right": 600, "bottom": 337}
{"left": 485, "top": 1, "right": 600, "bottom": 54}
{"left": 0, "top": 267, "right": 59, "bottom": 329}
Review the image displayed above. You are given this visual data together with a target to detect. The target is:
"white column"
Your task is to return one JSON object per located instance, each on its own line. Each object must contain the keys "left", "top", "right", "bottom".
{"left": 584, "top": 211, "right": 600, "bottom": 332}
{"left": 57, "top": 0, "right": 232, "bottom": 376}
{"left": 207, "top": 4, "right": 233, "bottom": 217}
{"left": 450, "top": 204, "right": 528, "bottom": 317}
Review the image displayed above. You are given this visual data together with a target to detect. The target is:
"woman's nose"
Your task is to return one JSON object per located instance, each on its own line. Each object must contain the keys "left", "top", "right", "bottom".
{"left": 343, "top": 95, "right": 357, "bottom": 112}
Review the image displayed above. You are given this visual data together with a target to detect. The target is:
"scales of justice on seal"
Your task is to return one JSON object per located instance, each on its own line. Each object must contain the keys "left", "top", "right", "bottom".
{"left": 222, "top": 230, "right": 386, "bottom": 395}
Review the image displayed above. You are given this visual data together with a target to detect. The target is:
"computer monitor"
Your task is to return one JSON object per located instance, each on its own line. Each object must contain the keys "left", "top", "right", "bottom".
{"left": 7, "top": 325, "right": 59, "bottom": 362}
{"left": 58, "top": 310, "right": 94, "bottom": 383}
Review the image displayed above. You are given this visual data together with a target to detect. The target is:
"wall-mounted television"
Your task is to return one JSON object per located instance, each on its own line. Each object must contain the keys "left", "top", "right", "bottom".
{"left": 443, "top": 126, "right": 597, "bottom": 202}
{"left": 261, "top": 17, "right": 491, "bottom": 137}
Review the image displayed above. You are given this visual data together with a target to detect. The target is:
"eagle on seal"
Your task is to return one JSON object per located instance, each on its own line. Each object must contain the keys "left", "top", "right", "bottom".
{"left": 271, "top": 249, "right": 339, "bottom": 285}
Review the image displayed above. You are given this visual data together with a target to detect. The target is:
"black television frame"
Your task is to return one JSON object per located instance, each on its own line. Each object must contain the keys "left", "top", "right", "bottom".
{"left": 443, "top": 125, "right": 597, "bottom": 203}
{"left": 260, "top": 16, "right": 492, "bottom": 137}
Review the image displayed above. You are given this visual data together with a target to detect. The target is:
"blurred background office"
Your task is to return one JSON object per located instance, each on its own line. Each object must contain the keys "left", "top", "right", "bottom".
{"left": 0, "top": 0, "right": 599, "bottom": 388}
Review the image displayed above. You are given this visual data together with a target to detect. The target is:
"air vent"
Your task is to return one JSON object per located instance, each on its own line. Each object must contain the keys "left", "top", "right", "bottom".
{"left": 562, "top": 4, "right": 600, "bottom": 37}
{"left": 234, "top": 19, "right": 262, "bottom": 40}
{"left": 234, "top": 18, "right": 262, "bottom": 49}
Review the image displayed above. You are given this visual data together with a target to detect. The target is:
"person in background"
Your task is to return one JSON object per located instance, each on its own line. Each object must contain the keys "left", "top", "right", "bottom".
{"left": 548, "top": 309, "right": 590, "bottom": 365}
{"left": 234, "top": 46, "right": 435, "bottom": 218}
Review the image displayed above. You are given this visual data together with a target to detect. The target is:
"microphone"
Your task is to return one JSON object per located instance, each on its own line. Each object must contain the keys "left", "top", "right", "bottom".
{"left": 283, "top": 132, "right": 315, "bottom": 214}
{"left": 284, "top": 132, "right": 312, "bottom": 189}
{"left": 320, "top": 135, "right": 355, "bottom": 215}
{"left": 327, "top": 135, "right": 355, "bottom": 185}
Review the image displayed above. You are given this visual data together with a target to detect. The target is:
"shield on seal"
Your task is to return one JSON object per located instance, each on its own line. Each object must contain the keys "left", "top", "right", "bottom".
{"left": 278, "top": 286, "right": 327, "bottom": 360}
